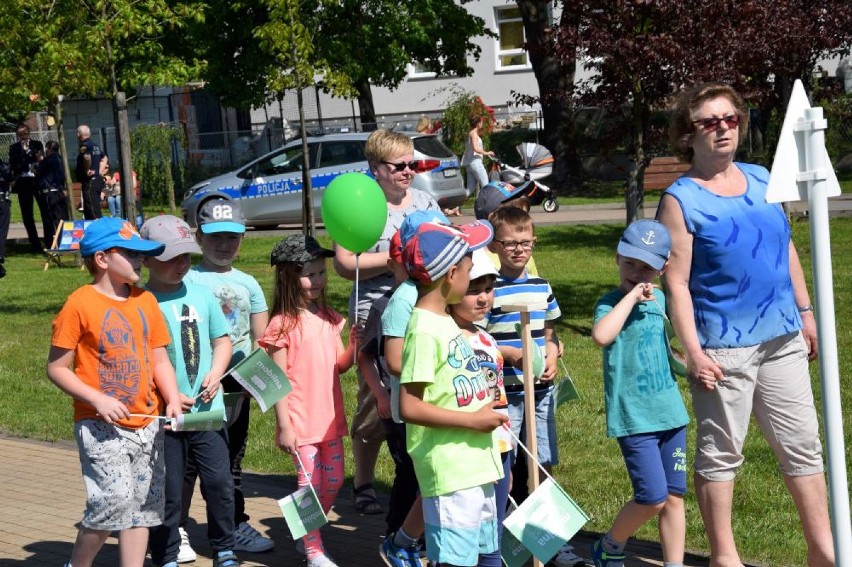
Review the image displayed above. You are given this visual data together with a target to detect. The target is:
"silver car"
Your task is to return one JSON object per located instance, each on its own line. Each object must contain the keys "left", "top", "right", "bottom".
{"left": 181, "top": 132, "right": 466, "bottom": 229}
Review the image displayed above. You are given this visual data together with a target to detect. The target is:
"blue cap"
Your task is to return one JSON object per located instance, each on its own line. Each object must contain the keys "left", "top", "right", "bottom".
{"left": 398, "top": 210, "right": 450, "bottom": 247}
{"left": 198, "top": 199, "right": 247, "bottom": 234}
{"left": 402, "top": 220, "right": 493, "bottom": 284}
{"left": 80, "top": 217, "right": 165, "bottom": 258}
{"left": 617, "top": 219, "right": 671, "bottom": 271}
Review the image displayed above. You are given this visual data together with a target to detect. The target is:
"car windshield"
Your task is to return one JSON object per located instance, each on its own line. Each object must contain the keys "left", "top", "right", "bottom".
{"left": 412, "top": 136, "right": 454, "bottom": 158}
{"left": 238, "top": 144, "right": 318, "bottom": 179}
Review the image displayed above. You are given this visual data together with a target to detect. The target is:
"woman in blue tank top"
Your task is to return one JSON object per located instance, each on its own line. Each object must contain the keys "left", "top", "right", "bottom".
{"left": 656, "top": 83, "right": 834, "bottom": 566}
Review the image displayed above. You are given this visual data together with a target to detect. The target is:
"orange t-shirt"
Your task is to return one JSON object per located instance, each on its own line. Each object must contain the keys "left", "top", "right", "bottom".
{"left": 51, "top": 285, "right": 171, "bottom": 429}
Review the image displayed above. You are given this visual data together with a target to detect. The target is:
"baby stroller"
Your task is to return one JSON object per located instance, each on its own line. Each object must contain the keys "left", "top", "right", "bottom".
{"left": 490, "top": 142, "right": 559, "bottom": 213}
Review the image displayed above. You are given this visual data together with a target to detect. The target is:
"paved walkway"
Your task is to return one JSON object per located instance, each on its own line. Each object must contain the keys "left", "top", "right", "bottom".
{"left": 0, "top": 434, "right": 729, "bottom": 567}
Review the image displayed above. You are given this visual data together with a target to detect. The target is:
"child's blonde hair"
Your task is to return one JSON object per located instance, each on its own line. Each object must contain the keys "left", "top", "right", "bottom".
{"left": 489, "top": 205, "right": 534, "bottom": 235}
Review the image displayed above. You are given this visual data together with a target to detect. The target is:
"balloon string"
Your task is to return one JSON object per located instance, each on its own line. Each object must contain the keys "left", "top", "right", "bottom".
{"left": 354, "top": 253, "right": 361, "bottom": 366}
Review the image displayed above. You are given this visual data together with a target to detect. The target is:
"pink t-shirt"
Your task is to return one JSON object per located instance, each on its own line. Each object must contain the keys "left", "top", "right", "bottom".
{"left": 259, "top": 307, "right": 347, "bottom": 445}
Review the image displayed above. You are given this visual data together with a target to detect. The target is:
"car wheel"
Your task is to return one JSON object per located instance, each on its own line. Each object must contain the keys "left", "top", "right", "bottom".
{"left": 543, "top": 197, "right": 560, "bottom": 213}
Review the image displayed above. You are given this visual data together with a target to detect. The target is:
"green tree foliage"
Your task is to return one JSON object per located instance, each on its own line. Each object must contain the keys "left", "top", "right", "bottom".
{"left": 551, "top": 0, "right": 852, "bottom": 223}
{"left": 130, "top": 123, "right": 186, "bottom": 212}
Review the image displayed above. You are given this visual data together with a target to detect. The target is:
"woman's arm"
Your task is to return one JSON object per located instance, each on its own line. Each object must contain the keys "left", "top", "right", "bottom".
{"left": 469, "top": 130, "right": 495, "bottom": 158}
{"left": 788, "top": 241, "right": 818, "bottom": 360}
{"left": 333, "top": 244, "right": 391, "bottom": 281}
{"left": 657, "top": 194, "right": 722, "bottom": 389}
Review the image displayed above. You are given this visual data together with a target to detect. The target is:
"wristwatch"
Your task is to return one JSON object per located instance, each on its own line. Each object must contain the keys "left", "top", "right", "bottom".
{"left": 797, "top": 304, "right": 814, "bottom": 313}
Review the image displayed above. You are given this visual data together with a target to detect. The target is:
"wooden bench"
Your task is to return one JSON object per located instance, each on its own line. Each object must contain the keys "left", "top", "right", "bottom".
{"left": 644, "top": 156, "right": 690, "bottom": 191}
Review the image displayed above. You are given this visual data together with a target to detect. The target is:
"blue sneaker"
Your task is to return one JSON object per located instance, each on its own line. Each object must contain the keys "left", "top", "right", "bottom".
{"left": 405, "top": 544, "right": 422, "bottom": 567}
{"left": 380, "top": 536, "right": 414, "bottom": 567}
{"left": 590, "top": 537, "right": 625, "bottom": 567}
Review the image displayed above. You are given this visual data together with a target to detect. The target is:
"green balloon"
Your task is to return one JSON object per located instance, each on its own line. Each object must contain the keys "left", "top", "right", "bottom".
{"left": 321, "top": 173, "right": 388, "bottom": 254}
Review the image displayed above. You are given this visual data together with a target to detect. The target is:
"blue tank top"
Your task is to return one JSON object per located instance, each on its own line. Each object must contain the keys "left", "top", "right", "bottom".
{"left": 664, "top": 162, "right": 802, "bottom": 348}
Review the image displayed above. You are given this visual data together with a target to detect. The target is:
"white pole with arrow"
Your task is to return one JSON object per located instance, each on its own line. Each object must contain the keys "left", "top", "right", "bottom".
{"left": 766, "top": 78, "right": 850, "bottom": 563}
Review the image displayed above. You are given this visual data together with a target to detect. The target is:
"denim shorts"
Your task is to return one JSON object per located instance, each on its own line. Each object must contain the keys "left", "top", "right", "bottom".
{"left": 423, "top": 483, "right": 498, "bottom": 566}
{"left": 75, "top": 418, "right": 165, "bottom": 530}
{"left": 506, "top": 384, "right": 559, "bottom": 467}
{"left": 617, "top": 426, "right": 687, "bottom": 505}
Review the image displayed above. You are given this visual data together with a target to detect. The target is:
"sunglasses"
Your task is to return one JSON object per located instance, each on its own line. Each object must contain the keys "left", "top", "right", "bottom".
{"left": 381, "top": 160, "right": 418, "bottom": 173}
{"left": 692, "top": 114, "right": 740, "bottom": 132}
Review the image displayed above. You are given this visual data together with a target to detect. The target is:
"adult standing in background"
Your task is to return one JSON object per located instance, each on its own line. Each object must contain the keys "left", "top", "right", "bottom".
{"left": 460, "top": 115, "right": 495, "bottom": 207}
{"left": 35, "top": 140, "right": 69, "bottom": 246}
{"left": 8, "top": 124, "right": 46, "bottom": 251}
{"left": 657, "top": 82, "right": 834, "bottom": 566}
{"left": 76, "top": 125, "right": 103, "bottom": 220}
{"left": 0, "top": 159, "right": 13, "bottom": 278}
{"left": 333, "top": 129, "right": 441, "bottom": 516}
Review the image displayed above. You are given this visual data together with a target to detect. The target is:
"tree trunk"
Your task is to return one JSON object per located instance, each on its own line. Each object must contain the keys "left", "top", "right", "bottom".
{"left": 356, "top": 79, "right": 377, "bottom": 132}
{"left": 625, "top": 95, "right": 650, "bottom": 224}
{"left": 516, "top": 0, "right": 583, "bottom": 194}
{"left": 297, "top": 88, "right": 315, "bottom": 236}
{"left": 114, "top": 92, "right": 140, "bottom": 222}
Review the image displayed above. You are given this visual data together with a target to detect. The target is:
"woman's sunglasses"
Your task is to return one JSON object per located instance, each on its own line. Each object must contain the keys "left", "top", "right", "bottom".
{"left": 692, "top": 114, "right": 740, "bottom": 132}
{"left": 381, "top": 160, "right": 418, "bottom": 173}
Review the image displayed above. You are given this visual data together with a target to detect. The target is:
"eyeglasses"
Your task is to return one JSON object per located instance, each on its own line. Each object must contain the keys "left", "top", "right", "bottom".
{"left": 494, "top": 239, "right": 536, "bottom": 251}
{"left": 692, "top": 114, "right": 740, "bottom": 132}
{"left": 106, "top": 247, "right": 144, "bottom": 260}
{"left": 381, "top": 160, "right": 418, "bottom": 173}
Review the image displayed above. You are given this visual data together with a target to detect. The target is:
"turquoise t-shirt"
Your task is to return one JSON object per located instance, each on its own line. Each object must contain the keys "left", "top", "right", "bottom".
{"left": 381, "top": 279, "right": 418, "bottom": 338}
{"left": 147, "top": 282, "right": 231, "bottom": 414}
{"left": 185, "top": 265, "right": 268, "bottom": 365}
{"left": 593, "top": 288, "right": 689, "bottom": 438}
{"left": 663, "top": 162, "right": 801, "bottom": 348}
{"left": 400, "top": 308, "right": 503, "bottom": 497}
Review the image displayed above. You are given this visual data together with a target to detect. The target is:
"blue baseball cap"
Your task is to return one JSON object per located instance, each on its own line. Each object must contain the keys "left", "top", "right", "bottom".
{"left": 402, "top": 220, "right": 493, "bottom": 284}
{"left": 80, "top": 217, "right": 165, "bottom": 258}
{"left": 617, "top": 219, "right": 671, "bottom": 271}
{"left": 198, "top": 199, "right": 247, "bottom": 234}
{"left": 398, "top": 210, "right": 451, "bottom": 248}
{"left": 474, "top": 181, "right": 530, "bottom": 220}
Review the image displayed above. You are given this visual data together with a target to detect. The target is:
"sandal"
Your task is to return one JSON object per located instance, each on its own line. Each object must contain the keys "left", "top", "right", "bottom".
{"left": 352, "top": 482, "right": 383, "bottom": 515}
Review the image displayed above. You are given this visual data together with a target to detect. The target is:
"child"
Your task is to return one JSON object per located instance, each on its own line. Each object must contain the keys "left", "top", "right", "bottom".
{"left": 259, "top": 234, "right": 357, "bottom": 567}
{"left": 484, "top": 206, "right": 561, "bottom": 471}
{"left": 590, "top": 220, "right": 689, "bottom": 567}
{"left": 141, "top": 215, "right": 239, "bottom": 567}
{"left": 46, "top": 216, "right": 182, "bottom": 567}
{"left": 182, "top": 199, "right": 272, "bottom": 557}
{"left": 447, "top": 248, "right": 513, "bottom": 567}
{"left": 398, "top": 220, "right": 508, "bottom": 567}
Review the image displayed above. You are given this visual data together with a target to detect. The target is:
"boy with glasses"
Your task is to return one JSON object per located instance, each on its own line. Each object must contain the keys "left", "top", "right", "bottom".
{"left": 47, "top": 217, "right": 182, "bottom": 567}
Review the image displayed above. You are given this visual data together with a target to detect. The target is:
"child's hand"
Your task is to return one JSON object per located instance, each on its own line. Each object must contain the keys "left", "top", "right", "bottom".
{"left": 178, "top": 393, "right": 196, "bottom": 412}
{"left": 94, "top": 393, "right": 129, "bottom": 424}
{"left": 540, "top": 354, "right": 557, "bottom": 382}
{"left": 688, "top": 351, "right": 724, "bottom": 391}
{"left": 468, "top": 401, "right": 510, "bottom": 433}
{"left": 374, "top": 388, "right": 392, "bottom": 420}
{"left": 164, "top": 400, "right": 182, "bottom": 420}
{"left": 197, "top": 373, "right": 222, "bottom": 404}
{"left": 631, "top": 282, "right": 656, "bottom": 303}
{"left": 275, "top": 426, "right": 298, "bottom": 455}
{"left": 349, "top": 324, "right": 364, "bottom": 348}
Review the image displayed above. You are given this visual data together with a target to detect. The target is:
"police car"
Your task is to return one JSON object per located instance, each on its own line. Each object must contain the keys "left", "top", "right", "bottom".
{"left": 181, "top": 132, "right": 466, "bottom": 229}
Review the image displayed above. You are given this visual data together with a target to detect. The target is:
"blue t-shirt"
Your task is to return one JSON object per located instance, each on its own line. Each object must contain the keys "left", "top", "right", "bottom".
{"left": 185, "top": 265, "right": 268, "bottom": 365}
{"left": 147, "top": 282, "right": 231, "bottom": 414}
{"left": 664, "top": 162, "right": 802, "bottom": 348}
{"left": 594, "top": 288, "right": 689, "bottom": 438}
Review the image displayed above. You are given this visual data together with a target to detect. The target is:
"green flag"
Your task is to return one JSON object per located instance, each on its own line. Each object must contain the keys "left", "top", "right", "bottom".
{"left": 503, "top": 478, "right": 589, "bottom": 564}
{"left": 170, "top": 408, "right": 225, "bottom": 432}
{"left": 501, "top": 499, "right": 533, "bottom": 567}
{"left": 228, "top": 349, "right": 292, "bottom": 412}
{"left": 278, "top": 485, "right": 328, "bottom": 540}
{"left": 553, "top": 376, "right": 580, "bottom": 407}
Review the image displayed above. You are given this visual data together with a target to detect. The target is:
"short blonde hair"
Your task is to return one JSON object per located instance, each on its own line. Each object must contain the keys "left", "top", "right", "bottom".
{"left": 668, "top": 83, "right": 749, "bottom": 164}
{"left": 489, "top": 205, "right": 534, "bottom": 235}
{"left": 364, "top": 129, "right": 414, "bottom": 163}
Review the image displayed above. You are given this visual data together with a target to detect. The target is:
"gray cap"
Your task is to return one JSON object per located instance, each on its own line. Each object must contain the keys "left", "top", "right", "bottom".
{"left": 271, "top": 234, "right": 335, "bottom": 266}
{"left": 140, "top": 215, "right": 202, "bottom": 261}
{"left": 198, "top": 199, "right": 246, "bottom": 234}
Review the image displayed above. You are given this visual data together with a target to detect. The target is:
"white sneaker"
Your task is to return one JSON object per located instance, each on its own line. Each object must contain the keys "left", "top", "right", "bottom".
{"left": 306, "top": 552, "right": 339, "bottom": 567}
{"left": 233, "top": 521, "right": 275, "bottom": 553}
{"left": 551, "top": 543, "right": 586, "bottom": 566}
{"left": 177, "top": 527, "right": 197, "bottom": 563}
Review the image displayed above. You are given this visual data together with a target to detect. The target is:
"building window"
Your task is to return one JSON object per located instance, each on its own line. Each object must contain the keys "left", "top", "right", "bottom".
{"left": 407, "top": 62, "right": 437, "bottom": 79}
{"left": 495, "top": 6, "right": 529, "bottom": 70}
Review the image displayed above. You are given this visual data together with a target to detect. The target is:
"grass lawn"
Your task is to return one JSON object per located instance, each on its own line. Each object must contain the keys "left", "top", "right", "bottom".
{"left": 0, "top": 218, "right": 850, "bottom": 566}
